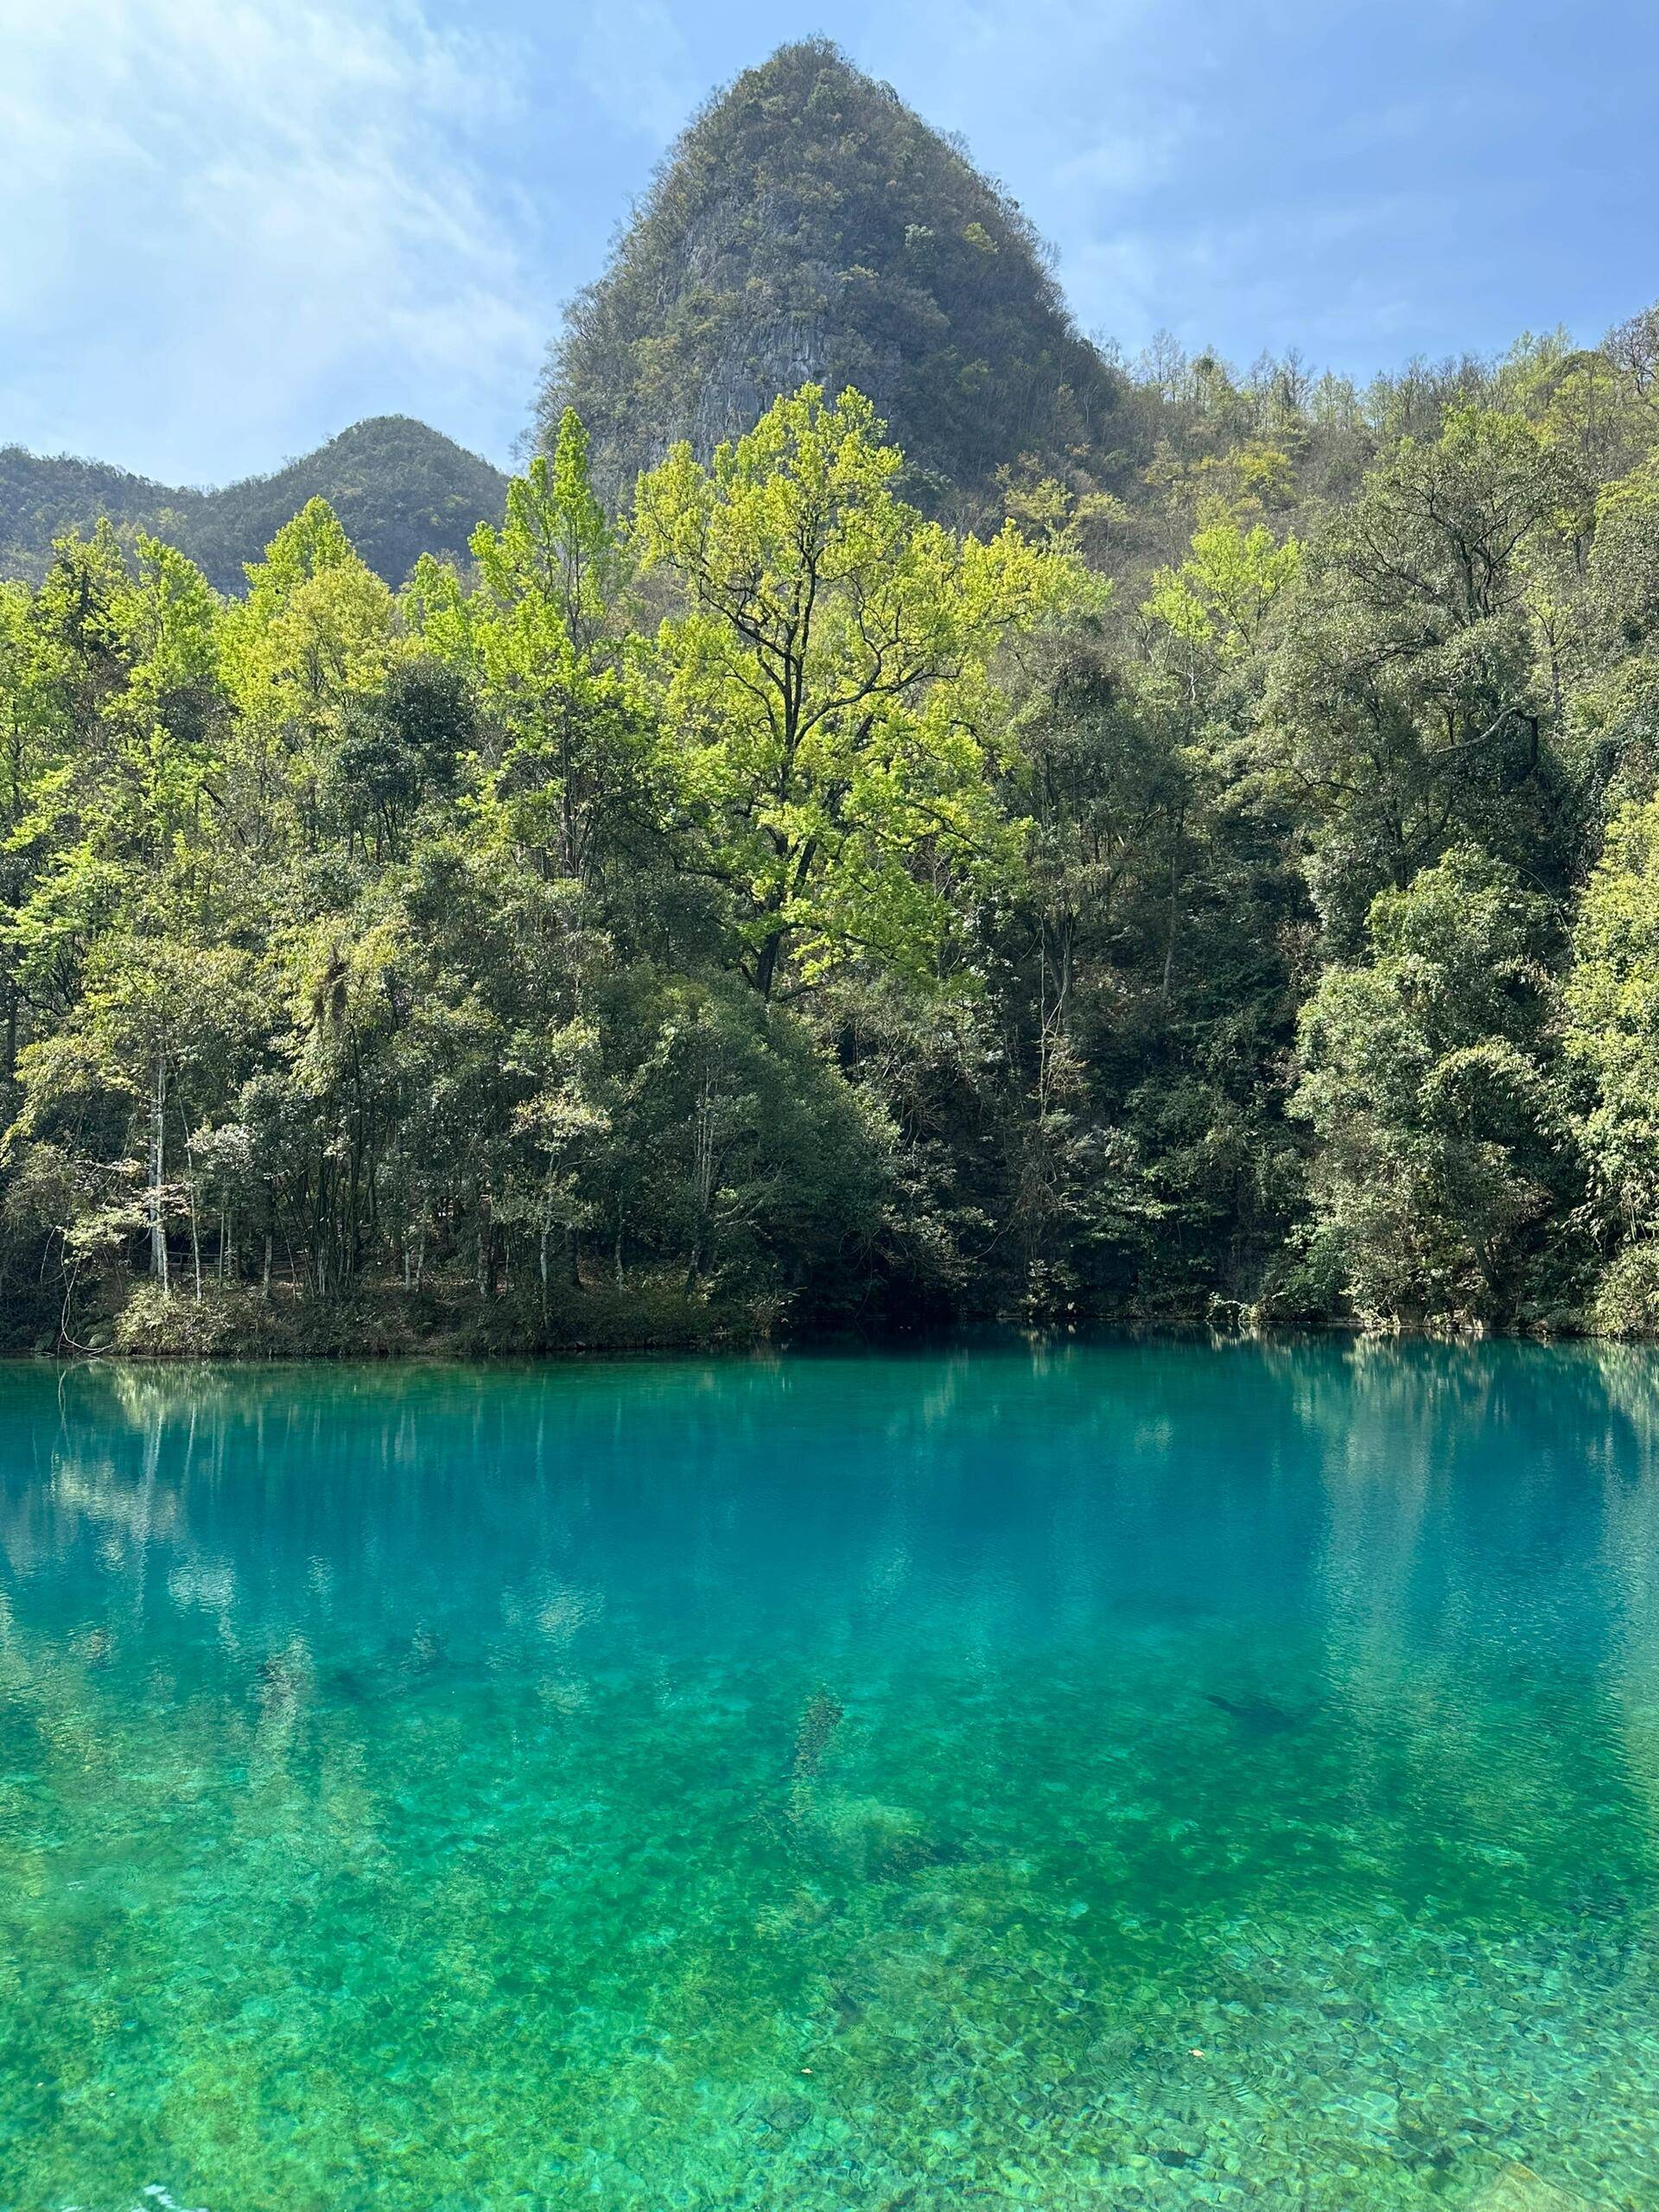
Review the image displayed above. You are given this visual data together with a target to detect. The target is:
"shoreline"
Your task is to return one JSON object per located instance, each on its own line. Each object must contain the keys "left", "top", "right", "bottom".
{"left": 3, "top": 1301, "right": 1621, "bottom": 1368}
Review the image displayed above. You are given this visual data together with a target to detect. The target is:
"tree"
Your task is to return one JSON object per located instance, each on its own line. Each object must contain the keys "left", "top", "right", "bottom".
{"left": 8, "top": 936, "right": 264, "bottom": 1304}
{"left": 327, "top": 658, "right": 470, "bottom": 866}
{"left": 1566, "top": 796, "right": 1659, "bottom": 1286}
{"left": 1294, "top": 847, "right": 1570, "bottom": 1325}
{"left": 1143, "top": 518, "right": 1300, "bottom": 670}
{"left": 459, "top": 409, "right": 659, "bottom": 887}
{"left": 4, "top": 337, "right": 1655, "bottom": 1349}
{"left": 1263, "top": 407, "right": 1575, "bottom": 947}
{"left": 1568, "top": 454, "right": 1659, "bottom": 804}
{"left": 220, "top": 499, "right": 397, "bottom": 853}
{"left": 633, "top": 384, "right": 1081, "bottom": 995}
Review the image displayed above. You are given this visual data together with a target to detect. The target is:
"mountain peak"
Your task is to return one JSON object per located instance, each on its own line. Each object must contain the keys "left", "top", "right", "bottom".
{"left": 0, "top": 418, "right": 508, "bottom": 593}
{"left": 537, "top": 39, "right": 1126, "bottom": 512}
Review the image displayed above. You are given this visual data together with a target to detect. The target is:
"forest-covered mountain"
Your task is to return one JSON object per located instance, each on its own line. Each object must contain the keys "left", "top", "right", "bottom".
{"left": 0, "top": 418, "right": 508, "bottom": 593}
{"left": 537, "top": 39, "right": 1129, "bottom": 517}
{"left": 8, "top": 43, "right": 1659, "bottom": 1356}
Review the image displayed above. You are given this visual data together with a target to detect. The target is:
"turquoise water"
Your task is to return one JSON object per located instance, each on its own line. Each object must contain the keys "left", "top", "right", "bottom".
{"left": 3, "top": 1343, "right": 1659, "bottom": 2211}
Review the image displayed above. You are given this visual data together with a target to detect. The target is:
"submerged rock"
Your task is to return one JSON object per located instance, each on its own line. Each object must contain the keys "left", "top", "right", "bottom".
{"left": 1203, "top": 1691, "right": 1302, "bottom": 1736}
{"left": 791, "top": 1689, "right": 845, "bottom": 1779}
{"left": 801, "top": 1793, "right": 937, "bottom": 1881}
{"left": 1468, "top": 2161, "right": 1605, "bottom": 2212}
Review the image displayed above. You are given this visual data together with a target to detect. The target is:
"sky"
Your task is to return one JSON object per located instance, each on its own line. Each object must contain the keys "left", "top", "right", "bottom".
{"left": 2, "top": 0, "right": 1656, "bottom": 487}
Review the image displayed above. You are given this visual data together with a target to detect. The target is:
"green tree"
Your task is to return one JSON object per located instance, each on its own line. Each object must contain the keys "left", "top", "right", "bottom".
{"left": 221, "top": 499, "right": 397, "bottom": 853}
{"left": 1264, "top": 407, "right": 1574, "bottom": 946}
{"left": 1294, "top": 847, "right": 1570, "bottom": 1325}
{"left": 1565, "top": 795, "right": 1659, "bottom": 1328}
{"left": 634, "top": 384, "right": 1080, "bottom": 995}
{"left": 460, "top": 409, "right": 658, "bottom": 887}
{"left": 1143, "top": 517, "right": 1300, "bottom": 670}
{"left": 1568, "top": 454, "right": 1659, "bottom": 803}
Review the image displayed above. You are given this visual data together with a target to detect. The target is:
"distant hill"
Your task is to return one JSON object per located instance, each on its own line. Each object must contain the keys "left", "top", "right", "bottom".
{"left": 0, "top": 416, "right": 509, "bottom": 593}
{"left": 537, "top": 38, "right": 1132, "bottom": 516}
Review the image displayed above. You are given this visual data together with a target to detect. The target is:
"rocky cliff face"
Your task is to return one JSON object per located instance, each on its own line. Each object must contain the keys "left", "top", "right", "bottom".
{"left": 537, "top": 39, "right": 1128, "bottom": 515}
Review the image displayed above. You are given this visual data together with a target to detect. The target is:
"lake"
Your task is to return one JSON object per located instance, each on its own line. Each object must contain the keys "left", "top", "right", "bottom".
{"left": 3, "top": 1341, "right": 1657, "bottom": 2209}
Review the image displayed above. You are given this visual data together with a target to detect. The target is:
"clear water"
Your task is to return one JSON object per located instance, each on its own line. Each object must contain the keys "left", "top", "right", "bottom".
{"left": 3, "top": 1341, "right": 1659, "bottom": 2211}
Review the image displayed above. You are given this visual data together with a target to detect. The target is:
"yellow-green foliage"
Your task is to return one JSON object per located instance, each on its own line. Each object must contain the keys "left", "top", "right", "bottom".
{"left": 9, "top": 327, "right": 1659, "bottom": 1347}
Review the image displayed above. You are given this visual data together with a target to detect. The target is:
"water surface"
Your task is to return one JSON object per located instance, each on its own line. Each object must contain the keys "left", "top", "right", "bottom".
{"left": 3, "top": 1340, "right": 1659, "bottom": 2209}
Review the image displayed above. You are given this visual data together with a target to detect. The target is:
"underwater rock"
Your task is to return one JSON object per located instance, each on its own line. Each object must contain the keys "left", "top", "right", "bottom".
{"left": 791, "top": 1690, "right": 844, "bottom": 1779}
{"left": 323, "top": 1664, "right": 375, "bottom": 1702}
{"left": 755, "top": 2094, "right": 812, "bottom": 2137}
{"left": 1204, "top": 1691, "right": 1300, "bottom": 1735}
{"left": 1468, "top": 2162, "right": 1605, "bottom": 2212}
{"left": 801, "top": 1794, "right": 936, "bottom": 1881}
{"left": 397, "top": 1627, "right": 447, "bottom": 1675}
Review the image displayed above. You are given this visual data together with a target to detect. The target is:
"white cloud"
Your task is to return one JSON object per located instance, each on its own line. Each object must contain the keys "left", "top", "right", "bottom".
{"left": 0, "top": 0, "right": 542, "bottom": 480}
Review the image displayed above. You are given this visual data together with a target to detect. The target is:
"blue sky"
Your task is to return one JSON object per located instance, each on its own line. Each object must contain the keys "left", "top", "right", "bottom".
{"left": 2, "top": 0, "right": 1654, "bottom": 486}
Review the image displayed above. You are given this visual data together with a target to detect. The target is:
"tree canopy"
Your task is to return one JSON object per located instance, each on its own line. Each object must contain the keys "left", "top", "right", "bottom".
{"left": 13, "top": 300, "right": 1659, "bottom": 1351}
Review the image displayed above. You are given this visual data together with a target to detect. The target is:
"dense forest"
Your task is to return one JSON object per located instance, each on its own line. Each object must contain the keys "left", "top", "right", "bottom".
{"left": 9, "top": 46, "right": 1659, "bottom": 1353}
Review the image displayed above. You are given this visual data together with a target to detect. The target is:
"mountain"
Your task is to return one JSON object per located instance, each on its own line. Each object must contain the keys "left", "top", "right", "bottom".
{"left": 7, "top": 44, "right": 1133, "bottom": 573}
{"left": 0, "top": 416, "right": 509, "bottom": 593}
{"left": 537, "top": 38, "right": 1131, "bottom": 514}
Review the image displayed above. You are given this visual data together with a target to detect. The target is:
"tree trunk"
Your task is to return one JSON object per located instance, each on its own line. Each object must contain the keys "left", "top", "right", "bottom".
{"left": 183, "top": 1113, "right": 202, "bottom": 1301}
{"left": 754, "top": 929, "right": 783, "bottom": 1001}
{"left": 1160, "top": 807, "right": 1185, "bottom": 1007}
{"left": 686, "top": 1062, "right": 715, "bottom": 1288}
{"left": 149, "top": 1052, "right": 168, "bottom": 1289}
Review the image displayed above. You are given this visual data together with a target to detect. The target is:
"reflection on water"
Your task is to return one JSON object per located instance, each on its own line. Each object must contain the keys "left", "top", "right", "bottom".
{"left": 3, "top": 1341, "right": 1659, "bottom": 2209}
